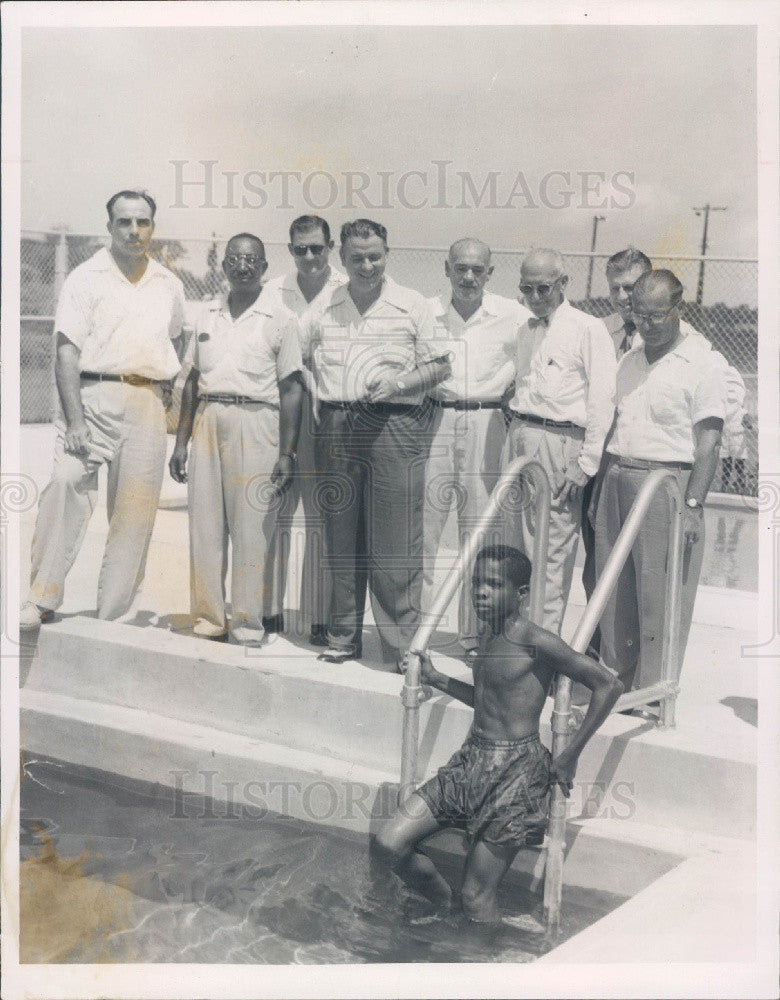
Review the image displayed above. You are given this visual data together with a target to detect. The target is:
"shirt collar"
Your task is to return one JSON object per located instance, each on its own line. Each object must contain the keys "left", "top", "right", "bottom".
{"left": 210, "top": 290, "right": 275, "bottom": 318}
{"left": 329, "top": 276, "right": 411, "bottom": 313}
{"left": 642, "top": 329, "right": 701, "bottom": 365}
{"left": 436, "top": 292, "right": 500, "bottom": 320}
{"left": 282, "top": 265, "right": 346, "bottom": 295}
{"left": 91, "top": 246, "right": 169, "bottom": 284}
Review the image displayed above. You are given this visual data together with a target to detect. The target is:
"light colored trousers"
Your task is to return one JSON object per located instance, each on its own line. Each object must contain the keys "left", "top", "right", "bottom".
{"left": 594, "top": 460, "right": 704, "bottom": 692}
{"left": 29, "top": 380, "right": 167, "bottom": 618}
{"left": 188, "top": 400, "right": 282, "bottom": 636}
{"left": 501, "top": 419, "right": 585, "bottom": 635}
{"left": 422, "top": 406, "right": 507, "bottom": 645}
{"left": 269, "top": 404, "right": 332, "bottom": 630}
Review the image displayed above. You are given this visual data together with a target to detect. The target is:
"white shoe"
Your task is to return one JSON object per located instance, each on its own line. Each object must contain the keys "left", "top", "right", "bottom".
{"left": 19, "top": 602, "right": 54, "bottom": 630}
{"left": 192, "top": 618, "right": 227, "bottom": 640}
{"left": 231, "top": 625, "right": 265, "bottom": 647}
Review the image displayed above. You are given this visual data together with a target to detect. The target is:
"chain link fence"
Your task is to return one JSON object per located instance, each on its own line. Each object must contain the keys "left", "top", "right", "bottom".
{"left": 20, "top": 231, "right": 758, "bottom": 494}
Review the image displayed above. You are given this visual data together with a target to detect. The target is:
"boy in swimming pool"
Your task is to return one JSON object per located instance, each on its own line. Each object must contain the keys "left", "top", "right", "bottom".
{"left": 373, "top": 543, "right": 623, "bottom": 925}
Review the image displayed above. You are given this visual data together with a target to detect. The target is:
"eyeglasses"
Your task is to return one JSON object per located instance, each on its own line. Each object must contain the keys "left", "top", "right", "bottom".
{"left": 518, "top": 277, "right": 563, "bottom": 297}
{"left": 632, "top": 304, "right": 677, "bottom": 324}
{"left": 292, "top": 245, "right": 326, "bottom": 257}
{"left": 225, "top": 253, "right": 263, "bottom": 267}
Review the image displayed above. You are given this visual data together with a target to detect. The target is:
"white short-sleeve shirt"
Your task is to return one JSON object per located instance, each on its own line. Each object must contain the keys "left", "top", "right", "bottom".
{"left": 54, "top": 247, "right": 185, "bottom": 380}
{"left": 299, "top": 277, "right": 444, "bottom": 405}
{"left": 184, "top": 292, "right": 302, "bottom": 405}
{"left": 607, "top": 333, "right": 725, "bottom": 463}
{"left": 427, "top": 293, "right": 531, "bottom": 403}
{"left": 263, "top": 267, "right": 346, "bottom": 318}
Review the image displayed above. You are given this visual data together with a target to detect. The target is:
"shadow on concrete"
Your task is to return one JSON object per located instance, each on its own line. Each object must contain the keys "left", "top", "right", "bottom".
{"left": 18, "top": 629, "right": 41, "bottom": 687}
{"left": 566, "top": 717, "right": 656, "bottom": 838}
{"left": 720, "top": 695, "right": 757, "bottom": 727}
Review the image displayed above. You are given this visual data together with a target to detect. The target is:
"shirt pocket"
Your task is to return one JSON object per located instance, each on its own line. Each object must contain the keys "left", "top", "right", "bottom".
{"left": 238, "top": 331, "right": 272, "bottom": 376}
{"left": 314, "top": 342, "right": 346, "bottom": 370}
{"left": 533, "top": 352, "right": 566, "bottom": 398}
{"left": 469, "top": 340, "right": 506, "bottom": 383}
{"left": 195, "top": 332, "right": 221, "bottom": 373}
{"left": 648, "top": 381, "right": 685, "bottom": 425}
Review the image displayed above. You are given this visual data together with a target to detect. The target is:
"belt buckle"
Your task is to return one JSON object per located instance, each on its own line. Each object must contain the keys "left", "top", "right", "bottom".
{"left": 125, "top": 374, "right": 145, "bottom": 387}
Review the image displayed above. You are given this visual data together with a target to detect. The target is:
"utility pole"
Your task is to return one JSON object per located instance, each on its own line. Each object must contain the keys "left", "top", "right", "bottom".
{"left": 585, "top": 215, "right": 606, "bottom": 300}
{"left": 692, "top": 204, "right": 726, "bottom": 305}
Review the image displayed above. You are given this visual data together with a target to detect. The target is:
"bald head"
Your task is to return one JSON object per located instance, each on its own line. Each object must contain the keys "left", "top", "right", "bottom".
{"left": 448, "top": 237, "right": 491, "bottom": 266}
{"left": 632, "top": 269, "right": 684, "bottom": 305}
{"left": 630, "top": 269, "right": 684, "bottom": 354}
{"left": 446, "top": 237, "right": 494, "bottom": 317}
{"left": 521, "top": 248, "right": 565, "bottom": 279}
{"left": 519, "top": 248, "right": 568, "bottom": 319}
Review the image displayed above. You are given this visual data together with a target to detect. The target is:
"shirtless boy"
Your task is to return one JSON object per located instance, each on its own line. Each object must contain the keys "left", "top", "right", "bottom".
{"left": 373, "top": 544, "right": 623, "bottom": 924}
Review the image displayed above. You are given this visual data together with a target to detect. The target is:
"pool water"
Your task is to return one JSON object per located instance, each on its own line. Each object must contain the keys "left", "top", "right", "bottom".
{"left": 19, "top": 758, "right": 625, "bottom": 964}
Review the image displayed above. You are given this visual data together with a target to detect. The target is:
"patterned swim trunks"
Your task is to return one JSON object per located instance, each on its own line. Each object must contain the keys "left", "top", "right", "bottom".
{"left": 416, "top": 730, "right": 551, "bottom": 850}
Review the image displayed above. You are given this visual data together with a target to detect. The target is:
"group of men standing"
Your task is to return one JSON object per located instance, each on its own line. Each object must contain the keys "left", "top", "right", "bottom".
{"left": 21, "top": 189, "right": 742, "bottom": 703}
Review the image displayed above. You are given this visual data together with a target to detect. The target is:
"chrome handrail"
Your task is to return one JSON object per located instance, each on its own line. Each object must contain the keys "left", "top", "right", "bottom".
{"left": 543, "top": 467, "right": 684, "bottom": 937}
{"left": 399, "top": 456, "right": 552, "bottom": 801}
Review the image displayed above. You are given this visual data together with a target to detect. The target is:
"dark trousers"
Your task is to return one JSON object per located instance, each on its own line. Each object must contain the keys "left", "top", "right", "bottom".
{"left": 315, "top": 404, "right": 430, "bottom": 661}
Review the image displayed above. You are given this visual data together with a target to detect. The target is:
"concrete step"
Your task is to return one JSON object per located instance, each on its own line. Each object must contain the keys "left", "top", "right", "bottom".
{"left": 21, "top": 688, "right": 397, "bottom": 834}
{"left": 22, "top": 617, "right": 756, "bottom": 840}
{"left": 23, "top": 617, "right": 428, "bottom": 775}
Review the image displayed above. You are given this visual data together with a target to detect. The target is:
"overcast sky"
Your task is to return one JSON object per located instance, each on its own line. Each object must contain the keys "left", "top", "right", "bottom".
{"left": 21, "top": 24, "right": 756, "bottom": 257}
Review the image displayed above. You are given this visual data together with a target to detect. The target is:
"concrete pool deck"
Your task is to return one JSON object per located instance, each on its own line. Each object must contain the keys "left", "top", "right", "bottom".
{"left": 15, "top": 424, "right": 762, "bottom": 967}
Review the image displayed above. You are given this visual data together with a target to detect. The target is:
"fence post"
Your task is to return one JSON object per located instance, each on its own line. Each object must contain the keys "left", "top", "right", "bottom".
{"left": 53, "top": 230, "right": 68, "bottom": 302}
{"left": 50, "top": 231, "right": 69, "bottom": 420}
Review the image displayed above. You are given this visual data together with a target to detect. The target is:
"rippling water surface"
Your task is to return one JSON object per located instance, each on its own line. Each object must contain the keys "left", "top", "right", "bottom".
{"left": 20, "top": 758, "right": 622, "bottom": 964}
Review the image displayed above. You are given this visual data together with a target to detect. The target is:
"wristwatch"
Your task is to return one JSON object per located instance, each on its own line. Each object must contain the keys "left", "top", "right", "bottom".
{"left": 685, "top": 497, "right": 703, "bottom": 510}
{"left": 280, "top": 451, "right": 297, "bottom": 462}
{"left": 395, "top": 378, "right": 408, "bottom": 392}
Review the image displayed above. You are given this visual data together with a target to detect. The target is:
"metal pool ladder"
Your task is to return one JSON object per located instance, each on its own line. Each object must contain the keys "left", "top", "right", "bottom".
{"left": 400, "top": 463, "right": 684, "bottom": 939}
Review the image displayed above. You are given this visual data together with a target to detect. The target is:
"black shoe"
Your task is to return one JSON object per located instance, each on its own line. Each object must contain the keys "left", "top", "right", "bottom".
{"left": 318, "top": 645, "right": 362, "bottom": 664}
{"left": 309, "top": 623, "right": 329, "bottom": 647}
{"left": 262, "top": 613, "right": 284, "bottom": 634}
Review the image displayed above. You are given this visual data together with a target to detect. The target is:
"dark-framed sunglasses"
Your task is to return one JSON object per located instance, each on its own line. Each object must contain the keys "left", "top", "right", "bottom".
{"left": 292, "top": 244, "right": 326, "bottom": 257}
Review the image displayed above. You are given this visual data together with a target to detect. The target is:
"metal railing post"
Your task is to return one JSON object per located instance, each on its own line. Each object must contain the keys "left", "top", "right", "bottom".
{"left": 543, "top": 467, "right": 685, "bottom": 936}
{"left": 659, "top": 484, "right": 684, "bottom": 728}
{"left": 398, "top": 457, "right": 551, "bottom": 802}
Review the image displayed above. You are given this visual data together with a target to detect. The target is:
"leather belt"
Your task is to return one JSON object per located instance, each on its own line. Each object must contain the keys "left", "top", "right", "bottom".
{"left": 81, "top": 372, "right": 165, "bottom": 387}
{"left": 321, "top": 400, "right": 420, "bottom": 413}
{"left": 200, "top": 394, "right": 266, "bottom": 405}
{"left": 512, "top": 411, "right": 580, "bottom": 430}
{"left": 431, "top": 399, "right": 502, "bottom": 410}
{"left": 616, "top": 457, "right": 693, "bottom": 471}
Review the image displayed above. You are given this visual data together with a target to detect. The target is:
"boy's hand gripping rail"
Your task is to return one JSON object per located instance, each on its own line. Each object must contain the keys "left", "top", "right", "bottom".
{"left": 399, "top": 457, "right": 552, "bottom": 801}
{"left": 543, "top": 467, "right": 685, "bottom": 937}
